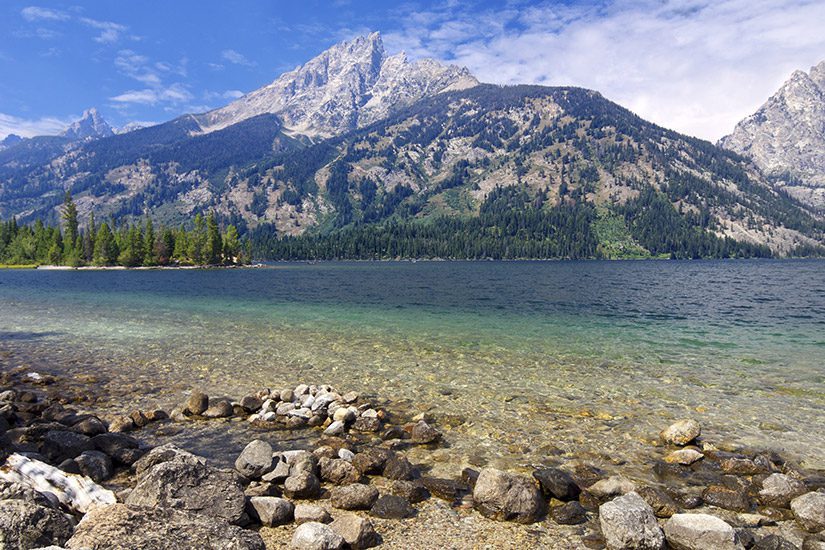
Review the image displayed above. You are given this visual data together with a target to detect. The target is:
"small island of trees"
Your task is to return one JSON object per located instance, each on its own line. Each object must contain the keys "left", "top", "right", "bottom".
{"left": 0, "top": 193, "right": 247, "bottom": 267}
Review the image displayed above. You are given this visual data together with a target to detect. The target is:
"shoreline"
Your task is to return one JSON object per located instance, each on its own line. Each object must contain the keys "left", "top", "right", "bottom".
{"left": 2, "top": 367, "right": 824, "bottom": 549}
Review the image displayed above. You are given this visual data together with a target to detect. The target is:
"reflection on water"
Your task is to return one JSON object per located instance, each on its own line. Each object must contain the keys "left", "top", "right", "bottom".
{"left": 1, "top": 260, "right": 824, "bottom": 476}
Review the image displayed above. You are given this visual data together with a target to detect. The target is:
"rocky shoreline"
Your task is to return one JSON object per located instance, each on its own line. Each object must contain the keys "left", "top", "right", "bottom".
{"left": 1, "top": 367, "right": 824, "bottom": 549}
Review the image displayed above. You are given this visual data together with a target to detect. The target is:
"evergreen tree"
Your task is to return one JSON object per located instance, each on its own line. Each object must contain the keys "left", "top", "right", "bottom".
{"left": 61, "top": 191, "right": 79, "bottom": 257}
{"left": 143, "top": 216, "right": 156, "bottom": 265}
{"left": 93, "top": 222, "right": 118, "bottom": 266}
{"left": 206, "top": 212, "right": 222, "bottom": 264}
{"left": 223, "top": 225, "right": 241, "bottom": 263}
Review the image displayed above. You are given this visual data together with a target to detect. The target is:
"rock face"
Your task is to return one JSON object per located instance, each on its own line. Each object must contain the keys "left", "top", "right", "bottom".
{"left": 66, "top": 503, "right": 265, "bottom": 549}
{"left": 791, "top": 492, "right": 825, "bottom": 532}
{"left": 61, "top": 108, "right": 114, "bottom": 141}
{"left": 0, "top": 498, "right": 74, "bottom": 549}
{"left": 720, "top": 60, "right": 825, "bottom": 209}
{"left": 663, "top": 513, "right": 744, "bottom": 550}
{"left": 598, "top": 492, "right": 665, "bottom": 550}
{"left": 195, "top": 32, "right": 477, "bottom": 138}
{"left": 126, "top": 460, "right": 246, "bottom": 524}
{"left": 472, "top": 468, "right": 544, "bottom": 524}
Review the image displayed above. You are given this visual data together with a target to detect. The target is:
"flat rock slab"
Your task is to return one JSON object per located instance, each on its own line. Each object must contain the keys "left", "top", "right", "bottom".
{"left": 126, "top": 460, "right": 246, "bottom": 525}
{"left": 663, "top": 513, "right": 744, "bottom": 550}
{"left": 66, "top": 503, "right": 264, "bottom": 550}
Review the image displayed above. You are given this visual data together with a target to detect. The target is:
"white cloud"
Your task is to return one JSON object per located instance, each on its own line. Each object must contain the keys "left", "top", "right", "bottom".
{"left": 110, "top": 84, "right": 193, "bottom": 106}
{"left": 79, "top": 17, "right": 127, "bottom": 44}
{"left": 223, "top": 90, "right": 244, "bottom": 99}
{"left": 0, "top": 112, "right": 73, "bottom": 139}
{"left": 221, "top": 49, "right": 256, "bottom": 67}
{"left": 383, "top": 0, "right": 825, "bottom": 141}
{"left": 20, "top": 6, "right": 69, "bottom": 22}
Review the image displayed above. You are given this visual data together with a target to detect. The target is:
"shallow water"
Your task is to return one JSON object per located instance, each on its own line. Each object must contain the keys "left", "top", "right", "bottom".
{"left": 1, "top": 260, "right": 823, "bottom": 475}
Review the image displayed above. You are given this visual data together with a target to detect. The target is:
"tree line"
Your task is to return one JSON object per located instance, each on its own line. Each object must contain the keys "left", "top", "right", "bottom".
{"left": 0, "top": 192, "right": 246, "bottom": 267}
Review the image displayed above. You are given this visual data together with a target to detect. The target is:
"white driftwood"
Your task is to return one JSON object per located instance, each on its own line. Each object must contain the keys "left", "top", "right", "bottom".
{"left": 0, "top": 453, "right": 116, "bottom": 513}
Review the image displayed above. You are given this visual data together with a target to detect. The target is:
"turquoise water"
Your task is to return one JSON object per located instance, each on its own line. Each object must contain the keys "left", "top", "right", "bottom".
{"left": 1, "top": 260, "right": 823, "bottom": 475}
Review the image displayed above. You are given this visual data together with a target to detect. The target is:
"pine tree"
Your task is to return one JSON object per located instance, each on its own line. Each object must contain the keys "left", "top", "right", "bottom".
{"left": 206, "top": 212, "right": 222, "bottom": 264}
{"left": 93, "top": 222, "right": 118, "bottom": 266}
{"left": 61, "top": 191, "right": 79, "bottom": 257}
{"left": 143, "top": 217, "right": 155, "bottom": 265}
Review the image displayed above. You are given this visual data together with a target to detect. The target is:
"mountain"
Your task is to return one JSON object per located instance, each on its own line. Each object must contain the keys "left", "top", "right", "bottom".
{"left": 194, "top": 32, "right": 478, "bottom": 138}
{"left": 719, "top": 61, "right": 825, "bottom": 209}
{"left": 61, "top": 108, "right": 114, "bottom": 141}
{"left": 0, "top": 35, "right": 822, "bottom": 258}
{"left": 0, "top": 134, "right": 24, "bottom": 151}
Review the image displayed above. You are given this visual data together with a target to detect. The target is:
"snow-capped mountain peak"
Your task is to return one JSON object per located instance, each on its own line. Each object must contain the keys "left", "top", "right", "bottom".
{"left": 195, "top": 31, "right": 478, "bottom": 138}
{"left": 62, "top": 108, "right": 115, "bottom": 141}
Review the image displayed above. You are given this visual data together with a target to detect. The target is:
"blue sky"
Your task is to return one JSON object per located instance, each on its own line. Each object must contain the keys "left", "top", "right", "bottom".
{"left": 1, "top": 0, "right": 824, "bottom": 141}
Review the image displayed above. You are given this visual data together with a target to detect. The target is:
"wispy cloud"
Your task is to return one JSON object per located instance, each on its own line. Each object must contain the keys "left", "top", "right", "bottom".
{"left": 20, "top": 6, "right": 128, "bottom": 44}
{"left": 79, "top": 17, "right": 127, "bottom": 44}
{"left": 0, "top": 112, "right": 73, "bottom": 138}
{"left": 20, "top": 6, "right": 69, "bottom": 22}
{"left": 111, "top": 83, "right": 193, "bottom": 106}
{"left": 221, "top": 49, "right": 256, "bottom": 67}
{"left": 383, "top": 0, "right": 825, "bottom": 141}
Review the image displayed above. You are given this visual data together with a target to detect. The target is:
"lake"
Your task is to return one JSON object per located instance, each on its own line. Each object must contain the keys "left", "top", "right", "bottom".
{"left": 1, "top": 260, "right": 823, "bottom": 476}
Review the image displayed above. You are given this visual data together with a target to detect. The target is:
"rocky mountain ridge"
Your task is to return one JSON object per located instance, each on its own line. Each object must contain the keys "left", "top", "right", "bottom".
{"left": 194, "top": 32, "right": 478, "bottom": 138}
{"left": 61, "top": 108, "right": 114, "bottom": 141}
{"left": 719, "top": 60, "right": 825, "bottom": 209}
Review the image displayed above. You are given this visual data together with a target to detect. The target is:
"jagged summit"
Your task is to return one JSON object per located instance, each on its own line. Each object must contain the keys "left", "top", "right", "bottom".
{"left": 719, "top": 60, "right": 825, "bottom": 208}
{"left": 62, "top": 108, "right": 114, "bottom": 141}
{"left": 195, "top": 31, "right": 478, "bottom": 137}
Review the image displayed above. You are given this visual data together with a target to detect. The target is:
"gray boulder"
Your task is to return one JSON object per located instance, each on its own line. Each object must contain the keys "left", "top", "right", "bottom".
{"left": 247, "top": 496, "right": 294, "bottom": 526}
{"left": 202, "top": 400, "right": 234, "bottom": 418}
{"left": 330, "top": 514, "right": 379, "bottom": 549}
{"left": 472, "top": 468, "right": 544, "bottom": 524}
{"left": 75, "top": 451, "right": 113, "bottom": 482}
{"left": 291, "top": 522, "right": 345, "bottom": 550}
{"left": 91, "top": 433, "right": 143, "bottom": 466}
{"left": 66, "top": 503, "right": 264, "bottom": 549}
{"left": 369, "top": 495, "right": 414, "bottom": 519}
{"left": 42, "top": 431, "right": 94, "bottom": 462}
{"left": 760, "top": 473, "right": 807, "bottom": 508}
{"left": 132, "top": 443, "right": 204, "bottom": 475}
{"left": 663, "top": 513, "right": 744, "bottom": 550}
{"left": 599, "top": 492, "right": 665, "bottom": 550}
{"left": 126, "top": 460, "right": 246, "bottom": 524}
{"left": 235, "top": 440, "right": 274, "bottom": 479}
{"left": 410, "top": 421, "right": 440, "bottom": 444}
{"left": 330, "top": 484, "right": 379, "bottom": 510}
{"left": 0, "top": 499, "right": 74, "bottom": 549}
{"left": 791, "top": 492, "right": 825, "bottom": 532}
{"left": 318, "top": 458, "right": 360, "bottom": 485}
{"left": 283, "top": 471, "right": 321, "bottom": 499}
{"left": 185, "top": 391, "right": 209, "bottom": 415}
{"left": 294, "top": 504, "right": 332, "bottom": 525}
{"left": 532, "top": 467, "right": 581, "bottom": 501}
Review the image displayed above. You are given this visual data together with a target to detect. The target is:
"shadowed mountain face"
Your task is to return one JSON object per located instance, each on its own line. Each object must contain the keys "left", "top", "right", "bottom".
{"left": 720, "top": 61, "right": 825, "bottom": 209}
{"left": 0, "top": 36, "right": 822, "bottom": 258}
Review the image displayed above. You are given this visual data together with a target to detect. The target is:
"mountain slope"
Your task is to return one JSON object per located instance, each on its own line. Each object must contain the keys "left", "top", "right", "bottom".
{"left": 194, "top": 32, "right": 478, "bottom": 138}
{"left": 244, "top": 85, "right": 824, "bottom": 257}
{"left": 720, "top": 61, "right": 825, "bottom": 209}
